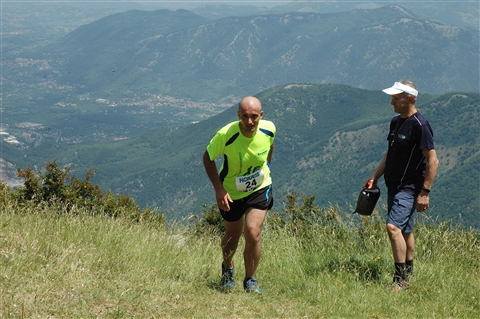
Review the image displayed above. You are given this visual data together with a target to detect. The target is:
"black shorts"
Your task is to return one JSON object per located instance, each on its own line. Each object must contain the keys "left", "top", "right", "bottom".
{"left": 220, "top": 185, "right": 274, "bottom": 222}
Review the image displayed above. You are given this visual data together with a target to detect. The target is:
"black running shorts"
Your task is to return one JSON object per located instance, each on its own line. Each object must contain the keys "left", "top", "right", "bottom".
{"left": 220, "top": 185, "right": 273, "bottom": 222}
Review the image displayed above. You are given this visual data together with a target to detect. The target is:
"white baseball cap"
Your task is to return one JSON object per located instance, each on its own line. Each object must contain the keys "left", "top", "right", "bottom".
{"left": 382, "top": 82, "right": 418, "bottom": 97}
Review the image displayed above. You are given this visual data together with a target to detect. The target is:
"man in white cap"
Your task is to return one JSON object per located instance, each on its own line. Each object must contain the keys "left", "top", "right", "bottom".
{"left": 364, "top": 80, "right": 439, "bottom": 291}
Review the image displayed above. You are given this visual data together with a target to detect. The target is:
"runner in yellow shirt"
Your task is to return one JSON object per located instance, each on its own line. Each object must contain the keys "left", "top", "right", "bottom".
{"left": 203, "top": 96, "right": 275, "bottom": 293}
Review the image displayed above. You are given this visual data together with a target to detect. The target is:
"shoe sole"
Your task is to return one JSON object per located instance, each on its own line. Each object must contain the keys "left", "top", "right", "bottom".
{"left": 221, "top": 283, "right": 235, "bottom": 289}
{"left": 245, "top": 289, "right": 262, "bottom": 293}
{"left": 391, "top": 282, "right": 410, "bottom": 292}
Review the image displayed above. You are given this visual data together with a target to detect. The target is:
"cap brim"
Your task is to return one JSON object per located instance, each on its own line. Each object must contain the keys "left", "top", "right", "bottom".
{"left": 382, "top": 87, "right": 403, "bottom": 95}
{"left": 383, "top": 82, "right": 418, "bottom": 97}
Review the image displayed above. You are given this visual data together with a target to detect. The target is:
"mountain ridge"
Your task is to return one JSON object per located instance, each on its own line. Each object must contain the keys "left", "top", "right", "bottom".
{"left": 192, "top": 1, "right": 478, "bottom": 29}
{"left": 17, "top": 5, "right": 477, "bottom": 103}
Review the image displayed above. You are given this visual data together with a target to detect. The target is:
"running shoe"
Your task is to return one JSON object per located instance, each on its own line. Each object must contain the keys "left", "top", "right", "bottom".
{"left": 392, "top": 276, "right": 410, "bottom": 292}
{"left": 221, "top": 264, "right": 235, "bottom": 289}
{"left": 243, "top": 277, "right": 263, "bottom": 293}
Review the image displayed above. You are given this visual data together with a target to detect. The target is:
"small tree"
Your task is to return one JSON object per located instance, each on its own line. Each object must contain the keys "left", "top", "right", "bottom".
{"left": 16, "top": 160, "right": 101, "bottom": 206}
{"left": 16, "top": 166, "right": 42, "bottom": 202}
{"left": 15, "top": 160, "right": 165, "bottom": 226}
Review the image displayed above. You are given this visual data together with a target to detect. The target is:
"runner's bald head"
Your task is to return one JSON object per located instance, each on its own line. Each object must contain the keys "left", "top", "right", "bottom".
{"left": 238, "top": 96, "right": 262, "bottom": 112}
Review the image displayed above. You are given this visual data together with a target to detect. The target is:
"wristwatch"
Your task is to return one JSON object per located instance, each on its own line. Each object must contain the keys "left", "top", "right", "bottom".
{"left": 421, "top": 187, "right": 431, "bottom": 193}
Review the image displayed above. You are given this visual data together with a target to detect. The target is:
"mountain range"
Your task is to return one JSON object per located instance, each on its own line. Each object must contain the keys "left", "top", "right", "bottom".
{"left": 192, "top": 0, "right": 478, "bottom": 28}
{"left": 3, "top": 5, "right": 478, "bottom": 106}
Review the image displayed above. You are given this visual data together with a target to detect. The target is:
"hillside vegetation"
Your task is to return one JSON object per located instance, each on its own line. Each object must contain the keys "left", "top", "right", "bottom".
{"left": 0, "top": 179, "right": 478, "bottom": 318}
{"left": 4, "top": 84, "right": 478, "bottom": 228}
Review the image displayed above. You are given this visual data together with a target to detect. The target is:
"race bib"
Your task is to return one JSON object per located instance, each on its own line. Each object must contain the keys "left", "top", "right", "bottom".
{"left": 235, "top": 169, "right": 265, "bottom": 192}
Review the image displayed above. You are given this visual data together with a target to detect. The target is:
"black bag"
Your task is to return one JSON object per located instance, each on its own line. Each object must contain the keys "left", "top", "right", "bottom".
{"left": 353, "top": 187, "right": 381, "bottom": 216}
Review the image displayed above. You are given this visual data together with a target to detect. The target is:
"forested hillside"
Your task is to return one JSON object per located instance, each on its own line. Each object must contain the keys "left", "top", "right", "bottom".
{"left": 3, "top": 84, "right": 478, "bottom": 227}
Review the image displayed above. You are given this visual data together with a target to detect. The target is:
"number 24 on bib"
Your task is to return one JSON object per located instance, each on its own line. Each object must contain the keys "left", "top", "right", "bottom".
{"left": 235, "top": 170, "right": 265, "bottom": 192}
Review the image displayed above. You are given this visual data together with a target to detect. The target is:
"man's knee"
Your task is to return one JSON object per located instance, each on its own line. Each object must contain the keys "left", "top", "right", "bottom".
{"left": 386, "top": 223, "right": 401, "bottom": 238}
{"left": 244, "top": 224, "right": 262, "bottom": 244}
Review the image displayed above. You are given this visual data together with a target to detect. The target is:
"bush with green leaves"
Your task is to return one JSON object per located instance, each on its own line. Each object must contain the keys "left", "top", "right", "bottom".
{"left": 267, "top": 191, "right": 346, "bottom": 235}
{"left": 16, "top": 160, "right": 101, "bottom": 206}
{"left": 0, "top": 181, "right": 9, "bottom": 208}
{"left": 191, "top": 203, "right": 225, "bottom": 236}
{"left": 15, "top": 160, "right": 165, "bottom": 226}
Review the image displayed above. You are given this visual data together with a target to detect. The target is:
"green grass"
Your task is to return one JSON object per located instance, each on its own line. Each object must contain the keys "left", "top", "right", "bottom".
{"left": 0, "top": 200, "right": 479, "bottom": 318}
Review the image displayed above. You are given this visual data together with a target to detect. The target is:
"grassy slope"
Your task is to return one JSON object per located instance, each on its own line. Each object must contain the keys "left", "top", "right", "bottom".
{"left": 1, "top": 202, "right": 478, "bottom": 318}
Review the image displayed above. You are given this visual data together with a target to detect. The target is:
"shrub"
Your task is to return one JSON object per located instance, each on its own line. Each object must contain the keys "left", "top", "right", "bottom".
{"left": 16, "top": 160, "right": 101, "bottom": 207}
{"left": 267, "top": 191, "right": 346, "bottom": 236}
{"left": 15, "top": 160, "right": 165, "bottom": 226}
{"left": 0, "top": 181, "right": 9, "bottom": 208}
{"left": 191, "top": 203, "right": 225, "bottom": 236}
